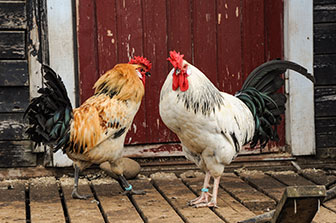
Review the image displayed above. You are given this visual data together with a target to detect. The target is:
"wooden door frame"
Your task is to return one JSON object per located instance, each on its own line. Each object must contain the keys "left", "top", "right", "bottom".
{"left": 284, "top": 0, "right": 315, "bottom": 156}
{"left": 41, "top": 0, "right": 315, "bottom": 166}
{"left": 46, "top": 0, "right": 78, "bottom": 166}
{"left": 27, "top": 0, "right": 49, "bottom": 156}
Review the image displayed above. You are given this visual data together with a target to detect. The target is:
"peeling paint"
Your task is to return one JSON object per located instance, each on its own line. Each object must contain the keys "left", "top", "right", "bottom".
{"left": 0, "top": 5, "right": 26, "bottom": 29}
{"left": 29, "top": 17, "right": 40, "bottom": 57}
{"left": 225, "top": 65, "right": 230, "bottom": 75}
{"left": 28, "top": 11, "right": 42, "bottom": 99}
{"left": 107, "top": 29, "right": 113, "bottom": 37}
{"left": 122, "top": 143, "right": 183, "bottom": 157}
{"left": 126, "top": 34, "right": 135, "bottom": 60}
{"left": 143, "top": 145, "right": 182, "bottom": 154}
{"left": 131, "top": 47, "right": 135, "bottom": 58}
{"left": 315, "top": 5, "right": 336, "bottom": 10}
{"left": 225, "top": 13, "right": 228, "bottom": 19}
{"left": 12, "top": 50, "right": 24, "bottom": 55}
{"left": 0, "top": 120, "right": 24, "bottom": 134}
{"left": 317, "top": 95, "right": 336, "bottom": 102}
{"left": 133, "top": 123, "right": 137, "bottom": 133}
{"left": 225, "top": 3, "right": 228, "bottom": 9}
{"left": 218, "top": 13, "right": 222, "bottom": 25}
{"left": 126, "top": 42, "right": 130, "bottom": 59}
{"left": 205, "top": 13, "right": 211, "bottom": 22}
{"left": 236, "top": 7, "right": 239, "bottom": 17}
{"left": 157, "top": 119, "right": 160, "bottom": 128}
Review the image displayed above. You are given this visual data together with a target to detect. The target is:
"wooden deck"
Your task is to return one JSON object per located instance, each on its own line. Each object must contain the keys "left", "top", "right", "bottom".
{"left": 1, "top": 168, "right": 336, "bottom": 223}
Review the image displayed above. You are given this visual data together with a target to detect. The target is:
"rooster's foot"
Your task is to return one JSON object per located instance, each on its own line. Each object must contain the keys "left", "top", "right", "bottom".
{"left": 187, "top": 192, "right": 211, "bottom": 206}
{"left": 188, "top": 197, "right": 208, "bottom": 206}
{"left": 71, "top": 189, "right": 92, "bottom": 200}
{"left": 193, "top": 200, "right": 218, "bottom": 208}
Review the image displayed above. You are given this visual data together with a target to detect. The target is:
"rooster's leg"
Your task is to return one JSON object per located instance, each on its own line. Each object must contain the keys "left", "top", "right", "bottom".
{"left": 71, "top": 164, "right": 92, "bottom": 199}
{"left": 118, "top": 175, "right": 145, "bottom": 195}
{"left": 188, "top": 171, "right": 212, "bottom": 206}
{"left": 194, "top": 176, "right": 220, "bottom": 208}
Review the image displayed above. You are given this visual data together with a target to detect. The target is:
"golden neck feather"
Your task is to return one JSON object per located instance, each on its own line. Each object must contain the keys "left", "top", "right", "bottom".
{"left": 93, "top": 64, "right": 145, "bottom": 103}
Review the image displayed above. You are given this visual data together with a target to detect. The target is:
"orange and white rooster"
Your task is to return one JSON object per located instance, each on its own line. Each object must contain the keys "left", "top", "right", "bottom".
{"left": 159, "top": 51, "right": 314, "bottom": 207}
{"left": 24, "top": 57, "right": 151, "bottom": 198}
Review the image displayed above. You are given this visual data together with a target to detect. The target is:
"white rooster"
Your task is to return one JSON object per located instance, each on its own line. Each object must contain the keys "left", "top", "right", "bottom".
{"left": 159, "top": 51, "right": 314, "bottom": 208}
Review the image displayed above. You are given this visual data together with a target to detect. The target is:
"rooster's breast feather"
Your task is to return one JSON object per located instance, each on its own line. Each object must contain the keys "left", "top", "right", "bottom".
{"left": 68, "top": 94, "right": 140, "bottom": 154}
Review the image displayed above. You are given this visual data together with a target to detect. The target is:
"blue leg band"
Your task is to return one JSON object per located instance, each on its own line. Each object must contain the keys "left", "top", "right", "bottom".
{"left": 201, "top": 188, "right": 209, "bottom": 192}
{"left": 125, "top": 185, "right": 133, "bottom": 191}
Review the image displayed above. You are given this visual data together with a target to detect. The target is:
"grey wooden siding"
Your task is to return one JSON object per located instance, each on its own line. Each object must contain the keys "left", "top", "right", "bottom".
{"left": 0, "top": 1, "right": 36, "bottom": 167}
{"left": 314, "top": 0, "right": 336, "bottom": 149}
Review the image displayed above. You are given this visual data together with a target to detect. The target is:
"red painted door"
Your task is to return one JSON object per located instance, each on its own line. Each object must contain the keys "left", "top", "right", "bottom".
{"left": 76, "top": 0, "right": 284, "bottom": 155}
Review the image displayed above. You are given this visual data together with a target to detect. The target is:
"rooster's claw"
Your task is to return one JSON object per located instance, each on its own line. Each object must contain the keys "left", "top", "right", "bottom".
{"left": 71, "top": 189, "right": 93, "bottom": 200}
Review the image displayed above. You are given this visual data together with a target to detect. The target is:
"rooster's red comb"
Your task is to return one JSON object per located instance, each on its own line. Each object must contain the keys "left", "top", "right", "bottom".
{"left": 167, "top": 51, "right": 184, "bottom": 69}
{"left": 129, "top": 56, "right": 152, "bottom": 71}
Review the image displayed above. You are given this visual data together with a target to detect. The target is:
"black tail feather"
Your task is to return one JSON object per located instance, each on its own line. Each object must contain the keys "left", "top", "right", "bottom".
{"left": 237, "top": 59, "right": 314, "bottom": 148}
{"left": 24, "top": 65, "right": 73, "bottom": 152}
{"left": 242, "top": 60, "right": 315, "bottom": 91}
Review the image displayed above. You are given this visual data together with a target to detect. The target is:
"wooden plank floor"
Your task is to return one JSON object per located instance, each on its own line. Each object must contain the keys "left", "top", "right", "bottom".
{"left": 0, "top": 179, "right": 26, "bottom": 222}
{"left": 60, "top": 177, "right": 104, "bottom": 223}
{"left": 30, "top": 177, "right": 64, "bottom": 223}
{"left": 0, "top": 168, "right": 335, "bottom": 223}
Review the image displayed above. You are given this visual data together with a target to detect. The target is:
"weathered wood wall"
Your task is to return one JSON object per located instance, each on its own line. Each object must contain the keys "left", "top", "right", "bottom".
{"left": 314, "top": 0, "right": 336, "bottom": 151}
{"left": 0, "top": 1, "right": 36, "bottom": 167}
